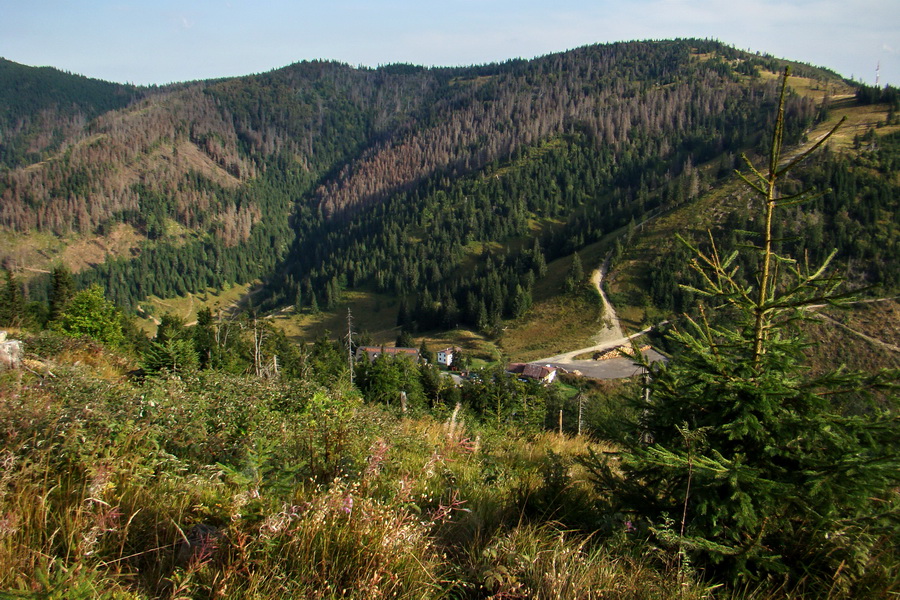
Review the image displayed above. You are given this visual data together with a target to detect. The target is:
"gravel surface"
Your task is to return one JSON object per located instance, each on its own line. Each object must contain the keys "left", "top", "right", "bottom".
{"left": 532, "top": 255, "right": 668, "bottom": 380}
{"left": 538, "top": 348, "right": 667, "bottom": 380}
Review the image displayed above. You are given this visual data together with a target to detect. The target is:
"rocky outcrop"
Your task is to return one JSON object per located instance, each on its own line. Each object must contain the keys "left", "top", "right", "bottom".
{"left": 0, "top": 331, "right": 24, "bottom": 371}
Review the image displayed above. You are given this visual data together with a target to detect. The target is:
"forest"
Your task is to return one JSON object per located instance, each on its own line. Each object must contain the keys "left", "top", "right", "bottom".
{"left": 2, "top": 39, "right": 830, "bottom": 313}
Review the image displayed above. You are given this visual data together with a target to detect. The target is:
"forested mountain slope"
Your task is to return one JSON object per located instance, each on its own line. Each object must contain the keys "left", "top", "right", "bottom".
{"left": 0, "top": 58, "right": 142, "bottom": 167}
{"left": 1, "top": 39, "right": 895, "bottom": 342}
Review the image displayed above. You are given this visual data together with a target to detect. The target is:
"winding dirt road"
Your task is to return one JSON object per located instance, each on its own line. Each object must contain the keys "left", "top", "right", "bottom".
{"left": 534, "top": 253, "right": 667, "bottom": 379}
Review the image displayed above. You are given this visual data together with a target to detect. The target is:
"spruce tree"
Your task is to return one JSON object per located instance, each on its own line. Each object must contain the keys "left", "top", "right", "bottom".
{"left": 48, "top": 265, "right": 75, "bottom": 322}
{"left": 396, "top": 329, "right": 414, "bottom": 349}
{"left": 0, "top": 269, "right": 25, "bottom": 327}
{"left": 142, "top": 338, "right": 199, "bottom": 375}
{"left": 564, "top": 252, "right": 584, "bottom": 294}
{"left": 583, "top": 69, "right": 899, "bottom": 593}
{"left": 193, "top": 307, "right": 216, "bottom": 369}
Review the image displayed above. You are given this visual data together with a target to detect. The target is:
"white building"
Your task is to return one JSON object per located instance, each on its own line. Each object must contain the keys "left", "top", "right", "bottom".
{"left": 436, "top": 347, "right": 458, "bottom": 366}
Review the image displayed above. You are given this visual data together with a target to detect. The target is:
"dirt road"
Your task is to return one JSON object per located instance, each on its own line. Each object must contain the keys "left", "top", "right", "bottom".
{"left": 533, "top": 254, "right": 667, "bottom": 379}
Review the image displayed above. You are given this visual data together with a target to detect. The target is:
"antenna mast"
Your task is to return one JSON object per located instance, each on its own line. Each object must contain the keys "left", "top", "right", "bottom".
{"left": 876, "top": 61, "right": 881, "bottom": 86}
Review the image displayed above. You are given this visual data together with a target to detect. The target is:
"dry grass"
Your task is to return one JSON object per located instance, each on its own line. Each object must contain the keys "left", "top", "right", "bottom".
{"left": 61, "top": 223, "right": 145, "bottom": 274}
{"left": 417, "top": 328, "right": 503, "bottom": 362}
{"left": 500, "top": 293, "right": 606, "bottom": 362}
{"left": 755, "top": 68, "right": 900, "bottom": 150}
{"left": 0, "top": 231, "right": 65, "bottom": 285}
{"left": 802, "top": 299, "right": 900, "bottom": 374}
{"left": 3, "top": 336, "right": 889, "bottom": 599}
{"left": 500, "top": 238, "right": 613, "bottom": 360}
{"left": 0, "top": 224, "right": 145, "bottom": 285}
{"left": 272, "top": 288, "right": 401, "bottom": 344}
{"left": 757, "top": 69, "right": 855, "bottom": 100}
{"left": 135, "top": 282, "right": 254, "bottom": 334}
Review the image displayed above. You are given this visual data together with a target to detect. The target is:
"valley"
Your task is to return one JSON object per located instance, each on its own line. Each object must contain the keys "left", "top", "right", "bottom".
{"left": 1, "top": 40, "right": 898, "bottom": 599}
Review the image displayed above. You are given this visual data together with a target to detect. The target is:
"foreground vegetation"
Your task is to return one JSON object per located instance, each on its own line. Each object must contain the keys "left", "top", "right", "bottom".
{"left": 1, "top": 342, "right": 717, "bottom": 599}
{"left": 1, "top": 324, "right": 895, "bottom": 599}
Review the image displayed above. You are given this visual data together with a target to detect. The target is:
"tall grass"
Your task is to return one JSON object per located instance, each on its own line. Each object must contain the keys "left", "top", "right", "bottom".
{"left": 1, "top": 335, "right": 879, "bottom": 598}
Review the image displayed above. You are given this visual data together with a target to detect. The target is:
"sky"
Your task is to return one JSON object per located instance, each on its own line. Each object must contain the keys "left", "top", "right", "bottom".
{"left": 1, "top": 0, "right": 898, "bottom": 87}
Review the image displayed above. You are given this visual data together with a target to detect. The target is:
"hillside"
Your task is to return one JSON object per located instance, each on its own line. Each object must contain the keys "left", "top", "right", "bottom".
{"left": 1, "top": 47, "right": 898, "bottom": 599}
{"left": 0, "top": 58, "right": 143, "bottom": 168}
{"left": 1, "top": 40, "right": 897, "bottom": 363}
{"left": 11, "top": 331, "right": 888, "bottom": 599}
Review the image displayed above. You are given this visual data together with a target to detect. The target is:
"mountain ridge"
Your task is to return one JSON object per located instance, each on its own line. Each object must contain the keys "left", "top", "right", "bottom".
{"left": 1, "top": 40, "right": 895, "bottom": 359}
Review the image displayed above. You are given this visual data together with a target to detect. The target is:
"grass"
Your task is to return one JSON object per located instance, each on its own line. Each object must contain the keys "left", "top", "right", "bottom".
{"left": 801, "top": 298, "right": 900, "bottom": 375}
{"left": 500, "top": 292, "right": 606, "bottom": 362}
{"left": 273, "top": 288, "right": 401, "bottom": 346}
{"left": 499, "top": 238, "right": 613, "bottom": 361}
{"left": 0, "top": 224, "right": 145, "bottom": 287}
{"left": 135, "top": 282, "right": 255, "bottom": 334}
{"left": 418, "top": 329, "right": 504, "bottom": 364}
{"left": 1, "top": 332, "right": 893, "bottom": 598}
{"left": 755, "top": 68, "right": 900, "bottom": 150}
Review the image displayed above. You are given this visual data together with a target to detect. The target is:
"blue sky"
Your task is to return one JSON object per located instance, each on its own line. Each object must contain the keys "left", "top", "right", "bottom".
{"left": 1, "top": 0, "right": 898, "bottom": 86}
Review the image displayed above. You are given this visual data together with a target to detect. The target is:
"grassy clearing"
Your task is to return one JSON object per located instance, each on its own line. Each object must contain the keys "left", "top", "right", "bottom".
{"left": 0, "top": 230, "right": 67, "bottom": 283}
{"left": 273, "top": 292, "right": 505, "bottom": 364}
{"left": 488, "top": 136, "right": 565, "bottom": 180}
{"left": 757, "top": 69, "right": 855, "bottom": 99}
{"left": 500, "top": 230, "right": 627, "bottom": 359}
{"left": 273, "top": 288, "right": 400, "bottom": 345}
{"left": 500, "top": 291, "right": 606, "bottom": 362}
{"left": 802, "top": 298, "right": 900, "bottom": 375}
{"left": 135, "top": 282, "right": 255, "bottom": 334}
{"left": 0, "top": 224, "right": 145, "bottom": 285}
{"left": 417, "top": 328, "right": 503, "bottom": 363}
{"left": 755, "top": 68, "right": 900, "bottom": 150}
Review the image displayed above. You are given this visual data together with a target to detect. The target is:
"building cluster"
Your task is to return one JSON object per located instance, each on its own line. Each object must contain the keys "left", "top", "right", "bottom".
{"left": 353, "top": 343, "right": 559, "bottom": 385}
{"left": 355, "top": 345, "right": 461, "bottom": 367}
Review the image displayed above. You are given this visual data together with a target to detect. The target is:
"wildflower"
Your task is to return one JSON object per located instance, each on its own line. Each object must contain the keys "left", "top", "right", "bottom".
{"left": 429, "top": 490, "right": 469, "bottom": 523}
{"left": 364, "top": 438, "right": 390, "bottom": 480}
{"left": 342, "top": 495, "right": 354, "bottom": 515}
{"left": 177, "top": 524, "right": 223, "bottom": 568}
{"left": 0, "top": 512, "right": 19, "bottom": 536}
{"left": 87, "top": 463, "right": 114, "bottom": 497}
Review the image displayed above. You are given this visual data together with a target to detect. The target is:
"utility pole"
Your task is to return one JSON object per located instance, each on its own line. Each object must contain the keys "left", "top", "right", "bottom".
{"left": 577, "top": 393, "right": 585, "bottom": 436}
{"left": 347, "top": 308, "right": 354, "bottom": 386}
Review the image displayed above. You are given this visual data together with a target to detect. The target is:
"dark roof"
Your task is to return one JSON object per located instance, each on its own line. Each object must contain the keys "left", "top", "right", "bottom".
{"left": 506, "top": 362, "right": 557, "bottom": 380}
{"left": 523, "top": 363, "right": 556, "bottom": 380}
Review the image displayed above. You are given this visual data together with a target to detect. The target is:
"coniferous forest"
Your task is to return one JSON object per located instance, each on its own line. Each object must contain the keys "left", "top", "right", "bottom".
{"left": 0, "top": 40, "right": 898, "bottom": 599}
